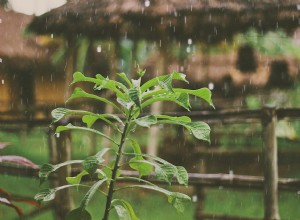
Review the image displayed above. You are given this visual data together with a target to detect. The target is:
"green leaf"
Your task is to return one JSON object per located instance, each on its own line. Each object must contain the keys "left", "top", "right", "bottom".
{"left": 128, "top": 87, "right": 141, "bottom": 110}
{"left": 185, "top": 121, "right": 211, "bottom": 143}
{"left": 34, "top": 189, "right": 56, "bottom": 202}
{"left": 72, "top": 72, "right": 127, "bottom": 97}
{"left": 128, "top": 139, "right": 153, "bottom": 177}
{"left": 66, "top": 170, "right": 89, "bottom": 185}
{"left": 82, "top": 156, "right": 103, "bottom": 175}
{"left": 157, "top": 74, "right": 174, "bottom": 92}
{"left": 174, "top": 88, "right": 214, "bottom": 108}
{"left": 176, "top": 166, "right": 188, "bottom": 186}
{"left": 129, "top": 157, "right": 153, "bottom": 177}
{"left": 137, "top": 65, "right": 146, "bottom": 78}
{"left": 134, "top": 115, "right": 157, "bottom": 128}
{"left": 66, "top": 208, "right": 92, "bottom": 220}
{"left": 67, "top": 87, "right": 121, "bottom": 112}
{"left": 175, "top": 93, "right": 191, "bottom": 111}
{"left": 155, "top": 164, "right": 176, "bottom": 184}
{"left": 118, "top": 72, "right": 132, "bottom": 87}
{"left": 112, "top": 199, "right": 140, "bottom": 220}
{"left": 117, "top": 97, "right": 134, "bottom": 110}
{"left": 167, "top": 192, "right": 191, "bottom": 213}
{"left": 154, "top": 116, "right": 211, "bottom": 143}
{"left": 114, "top": 205, "right": 131, "bottom": 220}
{"left": 140, "top": 71, "right": 188, "bottom": 93}
{"left": 35, "top": 185, "right": 75, "bottom": 202}
{"left": 141, "top": 92, "right": 191, "bottom": 111}
{"left": 56, "top": 123, "right": 118, "bottom": 145}
{"left": 80, "top": 178, "right": 107, "bottom": 209}
{"left": 82, "top": 113, "right": 123, "bottom": 129}
{"left": 39, "top": 160, "right": 83, "bottom": 185}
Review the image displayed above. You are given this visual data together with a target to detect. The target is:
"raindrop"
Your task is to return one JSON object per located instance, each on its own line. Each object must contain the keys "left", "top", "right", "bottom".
{"left": 297, "top": 4, "right": 300, "bottom": 10}
{"left": 97, "top": 45, "right": 102, "bottom": 53}
{"left": 159, "top": 40, "right": 162, "bottom": 47}
{"left": 0, "top": 58, "right": 2, "bottom": 63}
{"left": 144, "top": 0, "right": 150, "bottom": 7}
{"left": 192, "top": 195, "right": 198, "bottom": 202}
{"left": 188, "top": 38, "right": 192, "bottom": 45}
{"left": 208, "top": 82, "right": 214, "bottom": 90}
{"left": 0, "top": 19, "right": 2, "bottom": 23}
{"left": 297, "top": 191, "right": 300, "bottom": 195}
{"left": 51, "top": 33, "right": 54, "bottom": 38}
{"left": 186, "top": 46, "right": 191, "bottom": 53}
{"left": 180, "top": 66, "right": 184, "bottom": 72}
{"left": 184, "top": 16, "right": 187, "bottom": 24}
{"left": 56, "top": 133, "right": 60, "bottom": 138}
{"left": 1, "top": 79, "right": 4, "bottom": 84}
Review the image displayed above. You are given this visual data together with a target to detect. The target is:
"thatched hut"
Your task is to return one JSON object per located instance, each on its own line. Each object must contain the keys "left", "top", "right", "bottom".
{"left": 0, "top": 7, "right": 66, "bottom": 118}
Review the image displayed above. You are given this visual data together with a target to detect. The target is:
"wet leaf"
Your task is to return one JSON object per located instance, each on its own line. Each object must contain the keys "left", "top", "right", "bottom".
{"left": 34, "top": 189, "right": 57, "bottom": 202}
{"left": 167, "top": 192, "right": 191, "bottom": 213}
{"left": 134, "top": 115, "right": 157, "bottom": 128}
{"left": 155, "top": 164, "right": 176, "bottom": 185}
{"left": 39, "top": 160, "right": 83, "bottom": 185}
{"left": 128, "top": 87, "right": 141, "bottom": 110}
{"left": 66, "top": 208, "right": 92, "bottom": 220}
{"left": 82, "top": 156, "right": 104, "bottom": 175}
{"left": 176, "top": 166, "right": 188, "bottom": 186}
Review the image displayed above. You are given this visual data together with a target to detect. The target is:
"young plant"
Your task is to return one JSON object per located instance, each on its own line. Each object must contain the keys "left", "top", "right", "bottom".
{"left": 35, "top": 69, "right": 213, "bottom": 220}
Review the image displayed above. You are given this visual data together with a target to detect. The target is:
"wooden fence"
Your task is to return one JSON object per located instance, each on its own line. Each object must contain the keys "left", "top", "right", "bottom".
{"left": 1, "top": 107, "right": 300, "bottom": 220}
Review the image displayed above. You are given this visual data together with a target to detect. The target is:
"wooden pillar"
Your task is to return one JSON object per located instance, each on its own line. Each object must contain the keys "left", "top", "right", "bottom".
{"left": 261, "top": 106, "right": 280, "bottom": 220}
{"left": 194, "top": 157, "right": 206, "bottom": 220}
{"left": 52, "top": 36, "right": 75, "bottom": 220}
{"left": 147, "top": 43, "right": 168, "bottom": 156}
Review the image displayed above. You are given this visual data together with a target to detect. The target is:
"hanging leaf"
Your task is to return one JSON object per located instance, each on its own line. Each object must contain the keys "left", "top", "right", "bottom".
{"left": 82, "top": 156, "right": 104, "bottom": 175}
{"left": 128, "top": 87, "right": 141, "bottom": 110}
{"left": 175, "top": 166, "right": 188, "bottom": 186}
{"left": 174, "top": 88, "right": 214, "bottom": 108}
{"left": 185, "top": 121, "right": 211, "bottom": 143}
{"left": 35, "top": 185, "right": 75, "bottom": 203}
{"left": 134, "top": 115, "right": 157, "bottom": 128}
{"left": 155, "top": 164, "right": 176, "bottom": 185}
{"left": 112, "top": 199, "right": 140, "bottom": 220}
{"left": 34, "top": 189, "right": 57, "bottom": 202}
{"left": 157, "top": 74, "right": 174, "bottom": 92}
{"left": 39, "top": 160, "right": 83, "bottom": 185}
{"left": 128, "top": 140, "right": 153, "bottom": 177}
{"left": 66, "top": 208, "right": 92, "bottom": 220}
{"left": 141, "top": 92, "right": 191, "bottom": 111}
{"left": 167, "top": 192, "right": 191, "bottom": 213}
{"left": 80, "top": 178, "right": 107, "bottom": 209}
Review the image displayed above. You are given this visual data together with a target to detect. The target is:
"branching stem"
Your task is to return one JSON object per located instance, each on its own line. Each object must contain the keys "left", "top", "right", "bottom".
{"left": 102, "top": 108, "right": 133, "bottom": 220}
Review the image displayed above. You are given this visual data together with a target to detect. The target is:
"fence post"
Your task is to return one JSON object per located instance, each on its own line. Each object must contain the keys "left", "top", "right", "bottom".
{"left": 261, "top": 106, "right": 280, "bottom": 220}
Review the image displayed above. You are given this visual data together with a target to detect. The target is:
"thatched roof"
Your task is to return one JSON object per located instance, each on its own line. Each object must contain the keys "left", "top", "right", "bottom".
{"left": 28, "top": 0, "right": 300, "bottom": 43}
{"left": 0, "top": 8, "right": 57, "bottom": 72}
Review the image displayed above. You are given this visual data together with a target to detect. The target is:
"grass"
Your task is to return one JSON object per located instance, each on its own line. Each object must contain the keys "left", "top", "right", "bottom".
{"left": 1, "top": 129, "right": 300, "bottom": 219}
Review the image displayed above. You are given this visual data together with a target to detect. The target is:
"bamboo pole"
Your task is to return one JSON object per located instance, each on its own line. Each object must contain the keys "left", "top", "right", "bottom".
{"left": 261, "top": 106, "right": 280, "bottom": 220}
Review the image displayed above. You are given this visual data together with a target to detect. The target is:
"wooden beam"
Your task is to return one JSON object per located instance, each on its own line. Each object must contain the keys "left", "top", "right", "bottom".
{"left": 262, "top": 106, "right": 280, "bottom": 220}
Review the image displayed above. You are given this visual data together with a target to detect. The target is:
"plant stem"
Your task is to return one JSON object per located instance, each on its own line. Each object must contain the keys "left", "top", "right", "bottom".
{"left": 102, "top": 110, "right": 132, "bottom": 220}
